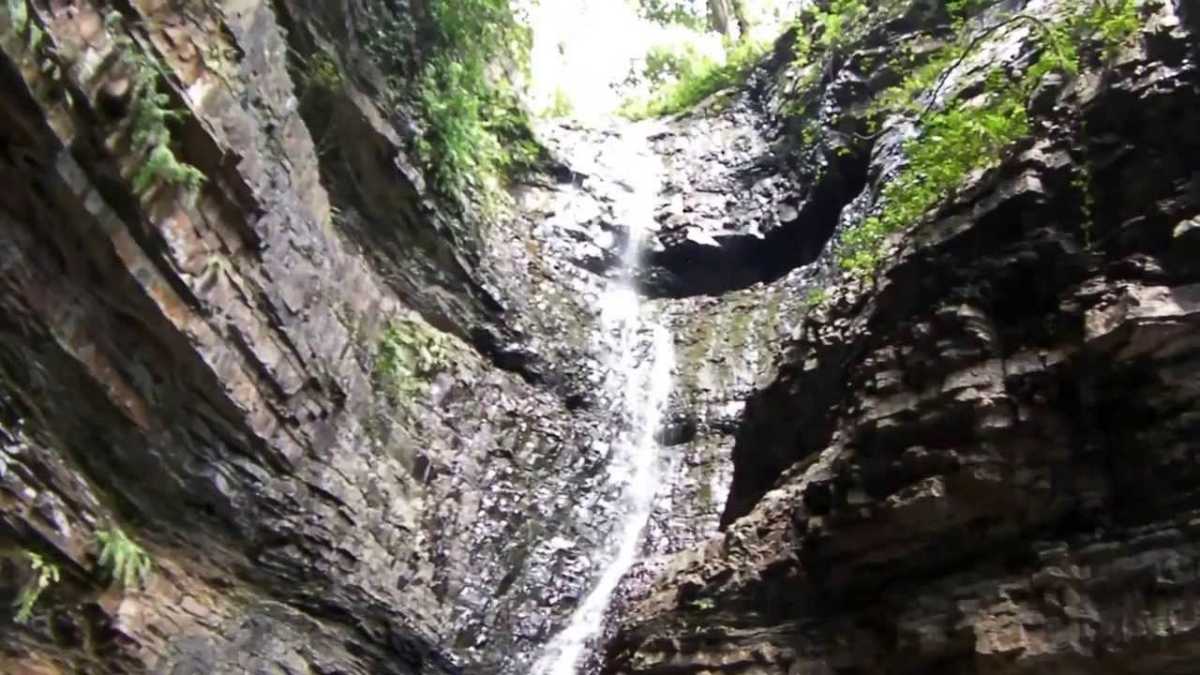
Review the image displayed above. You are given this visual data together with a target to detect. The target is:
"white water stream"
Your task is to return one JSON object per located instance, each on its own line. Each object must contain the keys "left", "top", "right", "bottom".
{"left": 532, "top": 124, "right": 674, "bottom": 675}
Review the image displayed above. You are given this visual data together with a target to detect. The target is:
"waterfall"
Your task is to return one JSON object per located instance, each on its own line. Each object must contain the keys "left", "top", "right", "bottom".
{"left": 532, "top": 123, "right": 675, "bottom": 675}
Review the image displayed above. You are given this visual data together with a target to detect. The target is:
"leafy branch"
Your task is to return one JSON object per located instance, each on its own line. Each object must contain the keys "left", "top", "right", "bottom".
{"left": 96, "top": 527, "right": 153, "bottom": 590}
{"left": 105, "top": 12, "right": 206, "bottom": 196}
{"left": 13, "top": 552, "right": 60, "bottom": 624}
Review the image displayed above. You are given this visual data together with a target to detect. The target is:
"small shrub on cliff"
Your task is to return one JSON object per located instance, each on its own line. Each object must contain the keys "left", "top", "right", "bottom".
{"left": 105, "top": 12, "right": 205, "bottom": 196}
{"left": 302, "top": 50, "right": 343, "bottom": 93}
{"left": 96, "top": 527, "right": 153, "bottom": 589}
{"left": 945, "top": 0, "right": 992, "bottom": 20}
{"left": 839, "top": 92, "right": 1029, "bottom": 274}
{"left": 790, "top": 0, "right": 873, "bottom": 69}
{"left": 415, "top": 0, "right": 539, "bottom": 210}
{"left": 542, "top": 86, "right": 574, "bottom": 119}
{"left": 13, "top": 551, "right": 60, "bottom": 624}
{"left": 803, "top": 287, "right": 829, "bottom": 308}
{"left": 621, "top": 38, "right": 769, "bottom": 119}
{"left": 1077, "top": 0, "right": 1141, "bottom": 58}
{"left": 837, "top": 0, "right": 1144, "bottom": 276}
{"left": 375, "top": 318, "right": 455, "bottom": 401}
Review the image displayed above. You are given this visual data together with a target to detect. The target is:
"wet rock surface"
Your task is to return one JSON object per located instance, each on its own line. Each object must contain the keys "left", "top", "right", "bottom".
{"left": 604, "top": 1, "right": 1200, "bottom": 673}
{"left": 1, "top": 0, "right": 1198, "bottom": 673}
{"left": 0, "top": 2, "right": 684, "bottom": 673}
{"left": 634, "top": 50, "right": 871, "bottom": 300}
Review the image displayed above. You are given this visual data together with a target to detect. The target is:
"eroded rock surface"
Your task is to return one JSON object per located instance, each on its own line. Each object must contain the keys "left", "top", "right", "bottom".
{"left": 2, "top": 0, "right": 1198, "bottom": 673}
{"left": 604, "top": 1, "right": 1200, "bottom": 673}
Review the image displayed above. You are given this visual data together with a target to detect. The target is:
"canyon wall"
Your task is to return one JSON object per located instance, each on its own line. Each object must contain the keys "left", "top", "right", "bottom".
{"left": 604, "top": 0, "right": 1200, "bottom": 672}
{"left": 1, "top": 0, "right": 1197, "bottom": 674}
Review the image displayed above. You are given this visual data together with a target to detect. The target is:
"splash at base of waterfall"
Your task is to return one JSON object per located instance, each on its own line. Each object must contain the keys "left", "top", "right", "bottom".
{"left": 532, "top": 122, "right": 673, "bottom": 675}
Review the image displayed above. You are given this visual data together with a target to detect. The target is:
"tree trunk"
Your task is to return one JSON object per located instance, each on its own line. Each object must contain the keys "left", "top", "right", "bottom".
{"left": 732, "top": 0, "right": 750, "bottom": 38}
{"left": 708, "top": 0, "right": 733, "bottom": 36}
{"left": 708, "top": 0, "right": 751, "bottom": 39}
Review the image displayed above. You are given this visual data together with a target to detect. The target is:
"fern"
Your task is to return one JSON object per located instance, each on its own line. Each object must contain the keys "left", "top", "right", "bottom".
{"left": 107, "top": 16, "right": 206, "bottom": 196}
{"left": 13, "top": 552, "right": 60, "bottom": 624}
{"left": 132, "top": 144, "right": 205, "bottom": 195}
{"left": 412, "top": 0, "right": 537, "bottom": 210}
{"left": 95, "top": 528, "right": 152, "bottom": 590}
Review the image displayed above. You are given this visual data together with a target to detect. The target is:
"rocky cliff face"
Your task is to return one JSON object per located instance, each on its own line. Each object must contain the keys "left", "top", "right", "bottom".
{"left": 0, "top": 1, "right": 644, "bottom": 672}
{"left": 603, "top": 0, "right": 1200, "bottom": 672}
{"left": 1, "top": 0, "right": 1198, "bottom": 674}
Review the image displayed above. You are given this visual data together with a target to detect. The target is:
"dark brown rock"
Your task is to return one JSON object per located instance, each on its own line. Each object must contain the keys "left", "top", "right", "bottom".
{"left": 604, "top": 1, "right": 1200, "bottom": 673}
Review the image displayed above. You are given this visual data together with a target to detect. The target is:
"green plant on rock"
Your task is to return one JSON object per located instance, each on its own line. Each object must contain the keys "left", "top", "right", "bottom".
{"left": 13, "top": 551, "right": 60, "bottom": 624}
{"left": 784, "top": 0, "right": 908, "bottom": 107}
{"left": 868, "top": 45, "right": 963, "bottom": 119}
{"left": 415, "top": 0, "right": 539, "bottom": 211}
{"left": 542, "top": 86, "right": 574, "bottom": 119}
{"left": 621, "top": 38, "right": 769, "bottom": 119}
{"left": 945, "top": 0, "right": 992, "bottom": 21}
{"left": 840, "top": 90, "right": 1030, "bottom": 274}
{"left": 838, "top": 0, "right": 1145, "bottom": 276}
{"left": 1077, "top": 0, "right": 1141, "bottom": 59}
{"left": 302, "top": 49, "right": 343, "bottom": 93}
{"left": 3, "top": 0, "right": 29, "bottom": 39}
{"left": 635, "top": 0, "right": 707, "bottom": 30}
{"left": 790, "top": 0, "right": 876, "bottom": 70}
{"left": 810, "top": 0, "right": 871, "bottom": 52}
{"left": 804, "top": 287, "right": 829, "bottom": 308}
{"left": 95, "top": 527, "right": 152, "bottom": 590}
{"left": 4, "top": 0, "right": 55, "bottom": 69}
{"left": 374, "top": 318, "right": 455, "bottom": 401}
{"left": 104, "top": 15, "right": 206, "bottom": 197}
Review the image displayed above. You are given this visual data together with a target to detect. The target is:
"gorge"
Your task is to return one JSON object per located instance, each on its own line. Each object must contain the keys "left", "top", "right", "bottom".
{"left": 1, "top": 0, "right": 1199, "bottom": 674}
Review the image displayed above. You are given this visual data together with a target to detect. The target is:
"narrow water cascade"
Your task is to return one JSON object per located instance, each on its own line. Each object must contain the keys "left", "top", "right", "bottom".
{"left": 533, "top": 123, "right": 676, "bottom": 675}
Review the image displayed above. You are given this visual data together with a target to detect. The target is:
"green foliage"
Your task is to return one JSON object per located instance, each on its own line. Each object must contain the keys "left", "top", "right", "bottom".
{"left": 302, "top": 50, "right": 343, "bottom": 93}
{"left": 791, "top": 0, "right": 872, "bottom": 67}
{"left": 803, "top": 287, "right": 829, "bottom": 308}
{"left": 945, "top": 0, "right": 992, "bottom": 20}
{"left": 110, "top": 20, "right": 206, "bottom": 196}
{"left": 635, "top": 0, "right": 707, "bottom": 30}
{"left": 785, "top": 0, "right": 902, "bottom": 104}
{"left": 621, "top": 38, "right": 769, "bottom": 119}
{"left": 416, "top": 0, "right": 538, "bottom": 209}
{"left": 811, "top": 0, "right": 870, "bottom": 52}
{"left": 542, "top": 86, "right": 574, "bottom": 119}
{"left": 840, "top": 91, "right": 1029, "bottom": 274}
{"left": 5, "top": 0, "right": 28, "bottom": 34}
{"left": 96, "top": 528, "right": 152, "bottom": 590}
{"left": 4, "top": 0, "right": 49, "bottom": 58}
{"left": 13, "top": 552, "right": 60, "bottom": 624}
{"left": 869, "top": 46, "right": 963, "bottom": 117}
{"left": 375, "top": 318, "right": 455, "bottom": 401}
{"left": 643, "top": 42, "right": 708, "bottom": 87}
{"left": 132, "top": 143, "right": 205, "bottom": 195}
{"left": 838, "top": 0, "right": 1144, "bottom": 276}
{"left": 1077, "top": 0, "right": 1141, "bottom": 58}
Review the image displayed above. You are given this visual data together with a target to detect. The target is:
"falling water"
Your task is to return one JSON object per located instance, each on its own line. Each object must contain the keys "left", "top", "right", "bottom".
{"left": 532, "top": 122, "right": 674, "bottom": 675}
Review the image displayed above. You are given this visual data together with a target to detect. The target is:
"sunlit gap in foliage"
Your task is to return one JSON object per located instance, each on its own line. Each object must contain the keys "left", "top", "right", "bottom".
{"left": 522, "top": 0, "right": 806, "bottom": 120}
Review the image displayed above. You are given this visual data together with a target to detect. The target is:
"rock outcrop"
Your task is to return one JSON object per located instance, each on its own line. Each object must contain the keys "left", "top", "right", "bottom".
{"left": 2, "top": 0, "right": 1198, "bottom": 673}
{"left": 0, "top": 1, "right": 670, "bottom": 673}
{"left": 604, "top": 0, "right": 1200, "bottom": 673}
